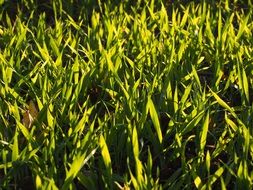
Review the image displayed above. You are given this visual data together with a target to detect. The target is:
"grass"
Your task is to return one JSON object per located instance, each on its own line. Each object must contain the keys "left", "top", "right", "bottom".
{"left": 0, "top": 0, "right": 253, "bottom": 189}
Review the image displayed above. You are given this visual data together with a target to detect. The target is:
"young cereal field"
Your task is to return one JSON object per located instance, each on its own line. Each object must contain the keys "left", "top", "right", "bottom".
{"left": 0, "top": 0, "right": 253, "bottom": 189}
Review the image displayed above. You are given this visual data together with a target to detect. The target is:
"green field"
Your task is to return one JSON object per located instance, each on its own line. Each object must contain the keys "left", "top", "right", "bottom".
{"left": 0, "top": 0, "right": 253, "bottom": 189}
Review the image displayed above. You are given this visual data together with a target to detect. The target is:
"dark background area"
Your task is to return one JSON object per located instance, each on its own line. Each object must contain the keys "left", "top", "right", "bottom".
{"left": 0, "top": 0, "right": 251, "bottom": 25}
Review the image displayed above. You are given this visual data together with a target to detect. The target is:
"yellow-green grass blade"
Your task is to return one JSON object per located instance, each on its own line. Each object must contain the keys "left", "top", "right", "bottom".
{"left": 147, "top": 97, "right": 163, "bottom": 144}
{"left": 99, "top": 134, "right": 112, "bottom": 176}
{"left": 12, "top": 129, "right": 19, "bottom": 162}
{"left": 200, "top": 111, "right": 209, "bottom": 153}
{"left": 210, "top": 88, "right": 237, "bottom": 119}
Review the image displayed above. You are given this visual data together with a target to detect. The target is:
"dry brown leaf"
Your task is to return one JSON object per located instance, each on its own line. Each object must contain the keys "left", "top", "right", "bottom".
{"left": 22, "top": 100, "right": 38, "bottom": 128}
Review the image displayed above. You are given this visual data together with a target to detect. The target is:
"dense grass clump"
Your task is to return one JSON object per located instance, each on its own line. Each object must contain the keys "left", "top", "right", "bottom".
{"left": 0, "top": 0, "right": 253, "bottom": 189}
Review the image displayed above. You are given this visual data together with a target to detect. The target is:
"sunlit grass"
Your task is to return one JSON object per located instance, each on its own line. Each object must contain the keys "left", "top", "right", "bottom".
{"left": 0, "top": 0, "right": 253, "bottom": 189}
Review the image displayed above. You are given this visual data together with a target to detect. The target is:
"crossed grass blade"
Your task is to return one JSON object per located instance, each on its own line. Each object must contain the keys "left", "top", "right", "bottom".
{"left": 209, "top": 88, "right": 237, "bottom": 118}
{"left": 62, "top": 148, "right": 97, "bottom": 190}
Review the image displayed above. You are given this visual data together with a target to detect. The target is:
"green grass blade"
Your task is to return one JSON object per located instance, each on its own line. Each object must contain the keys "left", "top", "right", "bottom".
{"left": 210, "top": 89, "right": 237, "bottom": 118}
{"left": 147, "top": 97, "right": 163, "bottom": 144}
{"left": 12, "top": 129, "right": 19, "bottom": 162}
{"left": 200, "top": 111, "right": 209, "bottom": 153}
{"left": 99, "top": 134, "right": 112, "bottom": 176}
